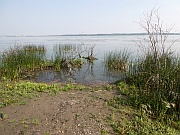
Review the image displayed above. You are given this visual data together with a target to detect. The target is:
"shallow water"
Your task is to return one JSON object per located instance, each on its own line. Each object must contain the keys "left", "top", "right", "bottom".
{"left": 1, "top": 34, "right": 180, "bottom": 83}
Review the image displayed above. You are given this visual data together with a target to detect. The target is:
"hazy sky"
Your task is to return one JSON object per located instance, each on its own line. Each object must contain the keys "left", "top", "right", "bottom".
{"left": 1, "top": 0, "right": 180, "bottom": 35}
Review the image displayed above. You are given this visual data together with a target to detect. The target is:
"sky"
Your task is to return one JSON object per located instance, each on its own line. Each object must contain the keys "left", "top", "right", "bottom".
{"left": 0, "top": 0, "right": 180, "bottom": 35}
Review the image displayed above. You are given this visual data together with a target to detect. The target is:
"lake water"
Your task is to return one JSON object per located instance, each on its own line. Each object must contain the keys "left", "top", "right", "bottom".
{"left": 1, "top": 34, "right": 180, "bottom": 83}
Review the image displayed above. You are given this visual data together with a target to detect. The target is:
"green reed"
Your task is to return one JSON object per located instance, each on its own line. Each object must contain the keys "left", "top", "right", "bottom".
{"left": 124, "top": 8, "right": 180, "bottom": 122}
{"left": 53, "top": 44, "right": 81, "bottom": 59}
{"left": 127, "top": 50, "right": 180, "bottom": 122}
{"left": 53, "top": 44, "right": 83, "bottom": 70}
{"left": 104, "top": 49, "right": 130, "bottom": 72}
{"left": 0, "top": 44, "right": 85, "bottom": 80}
{"left": 0, "top": 45, "right": 46, "bottom": 80}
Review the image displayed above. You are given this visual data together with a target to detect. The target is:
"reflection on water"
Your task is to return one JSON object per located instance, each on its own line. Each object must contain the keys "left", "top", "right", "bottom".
{"left": 1, "top": 35, "right": 180, "bottom": 83}
{"left": 35, "top": 71, "right": 59, "bottom": 82}
{"left": 33, "top": 61, "right": 125, "bottom": 83}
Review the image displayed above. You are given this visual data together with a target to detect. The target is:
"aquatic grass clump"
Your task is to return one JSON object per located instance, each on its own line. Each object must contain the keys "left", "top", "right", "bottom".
{"left": 129, "top": 52, "right": 180, "bottom": 119}
{"left": 126, "top": 9, "right": 180, "bottom": 122}
{"left": 104, "top": 49, "right": 131, "bottom": 71}
{"left": 53, "top": 44, "right": 84, "bottom": 71}
{"left": 0, "top": 45, "right": 46, "bottom": 80}
{"left": 22, "top": 45, "right": 46, "bottom": 69}
{"left": 0, "top": 43, "right": 96, "bottom": 80}
{"left": 53, "top": 44, "right": 79, "bottom": 60}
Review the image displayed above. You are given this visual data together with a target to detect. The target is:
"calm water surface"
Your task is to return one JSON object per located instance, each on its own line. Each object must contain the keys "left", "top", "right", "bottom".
{"left": 1, "top": 35, "right": 180, "bottom": 83}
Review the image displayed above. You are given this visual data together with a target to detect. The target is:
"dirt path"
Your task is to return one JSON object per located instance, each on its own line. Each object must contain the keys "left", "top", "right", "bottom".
{"left": 0, "top": 88, "right": 120, "bottom": 135}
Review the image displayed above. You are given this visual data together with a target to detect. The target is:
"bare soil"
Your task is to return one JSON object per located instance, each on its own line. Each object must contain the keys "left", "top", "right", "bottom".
{"left": 0, "top": 83, "right": 122, "bottom": 135}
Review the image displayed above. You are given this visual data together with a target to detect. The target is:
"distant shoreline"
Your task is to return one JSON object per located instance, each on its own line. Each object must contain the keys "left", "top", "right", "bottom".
{"left": 1, "top": 33, "right": 180, "bottom": 37}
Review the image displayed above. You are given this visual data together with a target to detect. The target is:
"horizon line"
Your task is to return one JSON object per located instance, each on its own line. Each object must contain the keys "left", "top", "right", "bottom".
{"left": 1, "top": 32, "right": 180, "bottom": 37}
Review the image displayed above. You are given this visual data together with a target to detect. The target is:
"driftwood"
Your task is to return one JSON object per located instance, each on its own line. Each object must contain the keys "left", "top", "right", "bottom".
{"left": 82, "top": 56, "right": 98, "bottom": 62}
{"left": 78, "top": 44, "right": 98, "bottom": 62}
{"left": 78, "top": 53, "right": 98, "bottom": 62}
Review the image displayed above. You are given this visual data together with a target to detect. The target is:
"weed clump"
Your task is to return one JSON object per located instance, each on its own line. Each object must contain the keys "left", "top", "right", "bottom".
{"left": 104, "top": 49, "right": 130, "bottom": 71}
{"left": 126, "top": 9, "right": 180, "bottom": 123}
{"left": 0, "top": 45, "right": 46, "bottom": 80}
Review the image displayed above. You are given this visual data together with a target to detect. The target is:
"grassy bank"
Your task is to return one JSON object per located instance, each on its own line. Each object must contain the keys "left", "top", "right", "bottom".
{"left": 0, "top": 79, "right": 86, "bottom": 108}
{"left": 0, "top": 80, "right": 179, "bottom": 134}
{"left": 104, "top": 39, "right": 180, "bottom": 132}
{"left": 103, "top": 9, "right": 180, "bottom": 127}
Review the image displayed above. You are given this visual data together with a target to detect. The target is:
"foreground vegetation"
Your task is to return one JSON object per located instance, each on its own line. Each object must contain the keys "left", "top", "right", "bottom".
{"left": 0, "top": 79, "right": 86, "bottom": 108}
{"left": 0, "top": 80, "right": 179, "bottom": 134}
{"left": 127, "top": 9, "right": 180, "bottom": 123}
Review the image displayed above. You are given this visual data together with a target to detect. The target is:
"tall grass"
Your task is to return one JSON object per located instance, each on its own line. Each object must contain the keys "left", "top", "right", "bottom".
{"left": 53, "top": 44, "right": 83, "bottom": 71}
{"left": 128, "top": 51, "right": 180, "bottom": 120}
{"left": 0, "top": 45, "right": 46, "bottom": 80}
{"left": 0, "top": 44, "right": 86, "bottom": 80}
{"left": 126, "top": 9, "right": 180, "bottom": 122}
{"left": 104, "top": 49, "right": 130, "bottom": 72}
